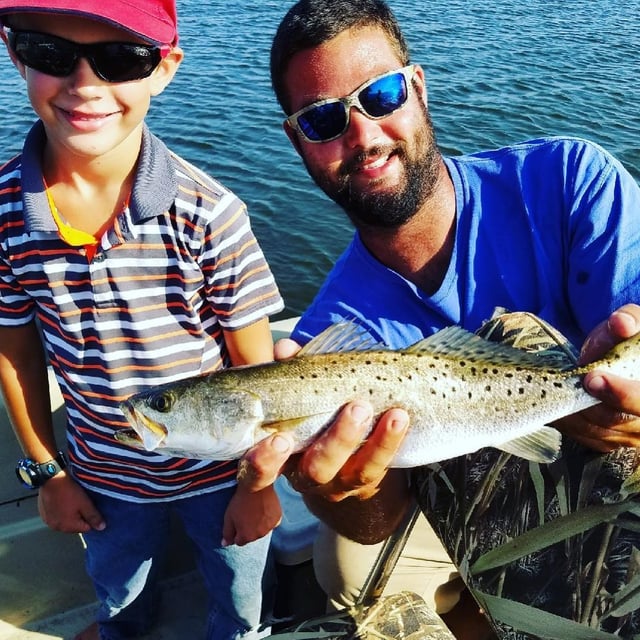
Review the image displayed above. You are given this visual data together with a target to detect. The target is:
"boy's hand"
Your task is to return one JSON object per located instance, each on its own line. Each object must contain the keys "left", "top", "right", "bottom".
{"left": 556, "top": 304, "right": 640, "bottom": 451}
{"left": 38, "top": 472, "right": 106, "bottom": 533}
{"left": 222, "top": 483, "right": 282, "bottom": 547}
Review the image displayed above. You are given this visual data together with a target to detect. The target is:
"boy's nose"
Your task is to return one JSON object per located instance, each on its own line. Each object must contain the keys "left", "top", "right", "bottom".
{"left": 67, "top": 56, "right": 104, "bottom": 87}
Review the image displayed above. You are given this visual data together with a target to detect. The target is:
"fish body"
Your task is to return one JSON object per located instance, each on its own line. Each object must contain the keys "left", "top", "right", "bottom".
{"left": 118, "top": 322, "right": 640, "bottom": 466}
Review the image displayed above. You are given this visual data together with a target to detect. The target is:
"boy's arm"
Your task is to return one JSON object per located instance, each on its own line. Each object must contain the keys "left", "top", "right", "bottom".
{"left": 0, "top": 322, "right": 105, "bottom": 533}
{"left": 222, "top": 316, "right": 283, "bottom": 545}
{"left": 0, "top": 322, "right": 57, "bottom": 460}
{"left": 222, "top": 316, "right": 274, "bottom": 366}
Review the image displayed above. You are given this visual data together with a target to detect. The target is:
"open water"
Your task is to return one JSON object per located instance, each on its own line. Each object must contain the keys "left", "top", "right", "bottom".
{"left": 1, "top": 0, "right": 639, "bottom": 316}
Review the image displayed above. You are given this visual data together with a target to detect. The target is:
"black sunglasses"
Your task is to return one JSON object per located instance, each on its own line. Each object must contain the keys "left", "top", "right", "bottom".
{"left": 6, "top": 28, "right": 170, "bottom": 83}
{"left": 287, "top": 65, "right": 416, "bottom": 143}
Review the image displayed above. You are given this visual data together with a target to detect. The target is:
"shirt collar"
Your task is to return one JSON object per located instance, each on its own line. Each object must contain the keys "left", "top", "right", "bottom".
{"left": 20, "top": 120, "right": 178, "bottom": 233}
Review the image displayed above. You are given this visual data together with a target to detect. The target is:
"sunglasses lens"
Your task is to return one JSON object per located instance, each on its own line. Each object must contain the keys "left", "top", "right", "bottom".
{"left": 8, "top": 30, "right": 162, "bottom": 82}
{"left": 10, "top": 31, "right": 76, "bottom": 76}
{"left": 297, "top": 101, "right": 348, "bottom": 142}
{"left": 359, "top": 72, "right": 408, "bottom": 117}
{"left": 91, "top": 44, "right": 160, "bottom": 82}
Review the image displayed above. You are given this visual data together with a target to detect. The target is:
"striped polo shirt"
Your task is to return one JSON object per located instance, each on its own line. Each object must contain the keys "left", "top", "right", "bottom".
{"left": 0, "top": 121, "right": 284, "bottom": 502}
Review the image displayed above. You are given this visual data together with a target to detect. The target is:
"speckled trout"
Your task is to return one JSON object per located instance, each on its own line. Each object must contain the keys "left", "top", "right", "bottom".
{"left": 117, "top": 321, "right": 640, "bottom": 466}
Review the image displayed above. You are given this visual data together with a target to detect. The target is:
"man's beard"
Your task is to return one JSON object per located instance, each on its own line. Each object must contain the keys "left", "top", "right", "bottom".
{"left": 306, "top": 109, "right": 441, "bottom": 229}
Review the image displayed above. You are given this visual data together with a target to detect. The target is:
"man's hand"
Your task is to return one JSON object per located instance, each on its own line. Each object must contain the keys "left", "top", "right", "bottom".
{"left": 239, "top": 337, "right": 410, "bottom": 499}
{"left": 236, "top": 337, "right": 413, "bottom": 542}
{"left": 557, "top": 304, "right": 640, "bottom": 451}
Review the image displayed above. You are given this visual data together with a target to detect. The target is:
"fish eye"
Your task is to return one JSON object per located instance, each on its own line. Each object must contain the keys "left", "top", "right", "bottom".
{"left": 148, "top": 392, "right": 174, "bottom": 413}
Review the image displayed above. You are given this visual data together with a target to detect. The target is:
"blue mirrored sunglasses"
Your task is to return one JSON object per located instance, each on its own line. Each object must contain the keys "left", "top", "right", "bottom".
{"left": 286, "top": 65, "right": 416, "bottom": 144}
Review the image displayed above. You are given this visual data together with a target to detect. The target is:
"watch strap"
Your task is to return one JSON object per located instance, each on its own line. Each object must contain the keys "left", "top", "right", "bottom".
{"left": 41, "top": 451, "right": 68, "bottom": 477}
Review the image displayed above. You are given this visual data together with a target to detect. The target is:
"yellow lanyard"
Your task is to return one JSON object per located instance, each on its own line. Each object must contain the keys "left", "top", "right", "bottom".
{"left": 44, "top": 181, "right": 99, "bottom": 247}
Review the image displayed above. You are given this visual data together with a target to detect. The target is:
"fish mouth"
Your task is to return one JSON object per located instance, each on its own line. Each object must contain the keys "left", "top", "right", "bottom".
{"left": 114, "top": 427, "right": 145, "bottom": 449}
{"left": 118, "top": 404, "right": 168, "bottom": 452}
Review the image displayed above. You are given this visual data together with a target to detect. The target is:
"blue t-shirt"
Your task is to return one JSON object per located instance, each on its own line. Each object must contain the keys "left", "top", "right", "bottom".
{"left": 293, "top": 137, "right": 640, "bottom": 350}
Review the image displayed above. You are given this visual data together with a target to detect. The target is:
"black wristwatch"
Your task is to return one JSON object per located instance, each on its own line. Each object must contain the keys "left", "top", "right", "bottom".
{"left": 15, "top": 451, "right": 68, "bottom": 489}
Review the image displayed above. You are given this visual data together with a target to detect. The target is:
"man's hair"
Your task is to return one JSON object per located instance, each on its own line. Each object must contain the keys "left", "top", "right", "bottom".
{"left": 270, "top": 0, "right": 410, "bottom": 114}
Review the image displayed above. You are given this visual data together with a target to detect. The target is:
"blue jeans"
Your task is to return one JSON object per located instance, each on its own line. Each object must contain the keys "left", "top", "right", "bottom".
{"left": 82, "top": 487, "right": 274, "bottom": 640}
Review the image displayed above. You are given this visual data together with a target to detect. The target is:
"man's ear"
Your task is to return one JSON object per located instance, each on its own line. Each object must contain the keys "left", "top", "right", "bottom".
{"left": 150, "top": 45, "right": 184, "bottom": 96}
{"left": 283, "top": 119, "right": 303, "bottom": 156}
{"left": 412, "top": 64, "right": 428, "bottom": 107}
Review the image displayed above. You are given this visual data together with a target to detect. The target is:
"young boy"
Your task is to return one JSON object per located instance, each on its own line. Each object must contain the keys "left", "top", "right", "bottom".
{"left": 0, "top": 1, "right": 283, "bottom": 639}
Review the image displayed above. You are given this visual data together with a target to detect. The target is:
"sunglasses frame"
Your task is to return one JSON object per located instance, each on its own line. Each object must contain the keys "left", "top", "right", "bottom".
{"left": 5, "top": 27, "right": 170, "bottom": 83}
{"left": 286, "top": 64, "right": 417, "bottom": 144}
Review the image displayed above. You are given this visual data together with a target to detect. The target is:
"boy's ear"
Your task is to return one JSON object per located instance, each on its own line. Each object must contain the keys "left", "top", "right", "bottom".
{"left": 149, "top": 45, "right": 183, "bottom": 96}
{"left": 0, "top": 28, "right": 27, "bottom": 79}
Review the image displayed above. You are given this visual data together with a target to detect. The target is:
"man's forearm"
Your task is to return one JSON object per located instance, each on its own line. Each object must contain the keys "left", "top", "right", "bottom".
{"left": 303, "top": 468, "right": 412, "bottom": 544}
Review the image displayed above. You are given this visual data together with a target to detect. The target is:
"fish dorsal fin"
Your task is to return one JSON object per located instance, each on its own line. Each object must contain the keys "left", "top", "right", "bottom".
{"left": 408, "top": 326, "right": 575, "bottom": 370}
{"left": 300, "top": 320, "right": 385, "bottom": 356}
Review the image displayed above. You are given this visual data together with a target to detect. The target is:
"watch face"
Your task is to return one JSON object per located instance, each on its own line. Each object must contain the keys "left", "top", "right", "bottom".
{"left": 16, "top": 461, "right": 37, "bottom": 488}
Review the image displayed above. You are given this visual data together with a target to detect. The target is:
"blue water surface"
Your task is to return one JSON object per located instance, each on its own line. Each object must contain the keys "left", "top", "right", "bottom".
{"left": 0, "top": 0, "right": 638, "bottom": 315}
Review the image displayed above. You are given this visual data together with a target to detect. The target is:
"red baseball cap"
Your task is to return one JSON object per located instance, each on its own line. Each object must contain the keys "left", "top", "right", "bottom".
{"left": 0, "top": 0, "right": 178, "bottom": 44}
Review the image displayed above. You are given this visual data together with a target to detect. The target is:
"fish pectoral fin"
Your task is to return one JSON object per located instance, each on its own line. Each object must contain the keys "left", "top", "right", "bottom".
{"left": 496, "top": 426, "right": 562, "bottom": 463}
{"left": 262, "top": 412, "right": 336, "bottom": 435}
